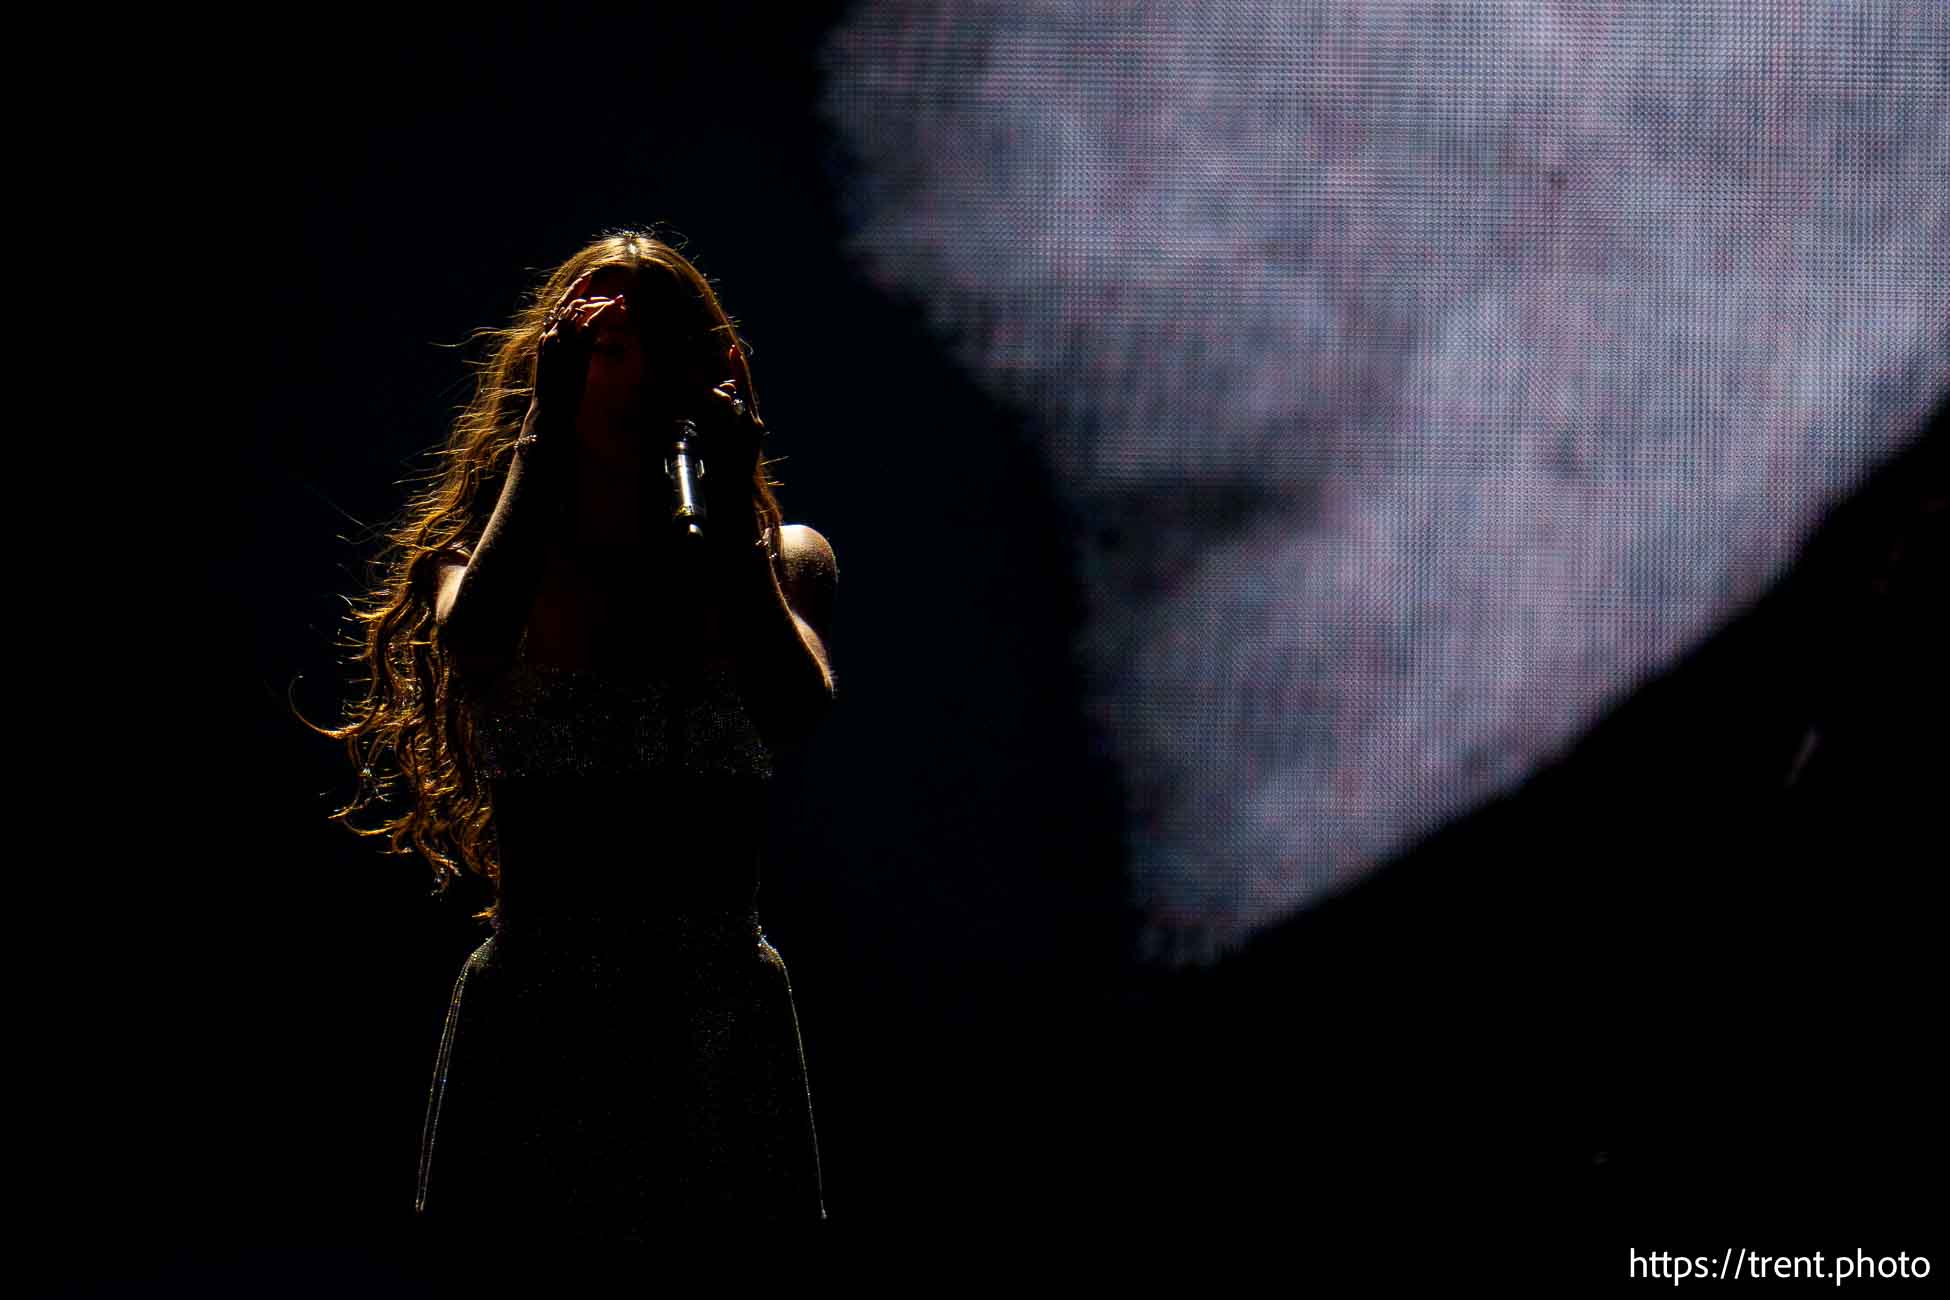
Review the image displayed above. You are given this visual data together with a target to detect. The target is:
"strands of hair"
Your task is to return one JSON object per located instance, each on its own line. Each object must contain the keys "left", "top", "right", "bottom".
{"left": 308, "top": 232, "right": 784, "bottom": 914}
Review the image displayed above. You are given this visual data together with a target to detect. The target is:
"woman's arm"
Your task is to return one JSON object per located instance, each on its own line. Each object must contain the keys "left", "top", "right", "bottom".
{"left": 436, "top": 279, "right": 602, "bottom": 680}
{"left": 721, "top": 523, "right": 838, "bottom": 747}
{"left": 434, "top": 428, "right": 573, "bottom": 681}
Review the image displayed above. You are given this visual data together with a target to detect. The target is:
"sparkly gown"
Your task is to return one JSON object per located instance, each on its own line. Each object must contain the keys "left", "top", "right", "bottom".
{"left": 414, "top": 657, "right": 824, "bottom": 1239}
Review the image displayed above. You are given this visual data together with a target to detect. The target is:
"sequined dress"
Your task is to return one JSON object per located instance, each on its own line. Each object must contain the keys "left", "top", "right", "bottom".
{"left": 415, "top": 657, "right": 824, "bottom": 1238}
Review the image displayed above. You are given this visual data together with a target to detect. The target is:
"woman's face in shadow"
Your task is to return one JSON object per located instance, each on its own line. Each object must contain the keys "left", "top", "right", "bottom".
{"left": 575, "top": 266, "right": 722, "bottom": 440}
{"left": 577, "top": 267, "right": 648, "bottom": 427}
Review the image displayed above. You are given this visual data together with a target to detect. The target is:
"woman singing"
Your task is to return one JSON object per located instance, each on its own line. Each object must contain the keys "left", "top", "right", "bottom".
{"left": 323, "top": 231, "right": 834, "bottom": 1239}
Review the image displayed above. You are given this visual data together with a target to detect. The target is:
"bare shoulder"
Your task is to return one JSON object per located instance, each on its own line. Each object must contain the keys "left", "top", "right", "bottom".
{"left": 775, "top": 523, "right": 836, "bottom": 633}
{"left": 776, "top": 523, "right": 837, "bottom": 592}
{"left": 430, "top": 547, "right": 472, "bottom": 624}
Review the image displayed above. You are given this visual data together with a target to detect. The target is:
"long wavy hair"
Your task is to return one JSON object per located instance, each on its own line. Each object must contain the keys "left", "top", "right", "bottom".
{"left": 315, "top": 231, "right": 783, "bottom": 908}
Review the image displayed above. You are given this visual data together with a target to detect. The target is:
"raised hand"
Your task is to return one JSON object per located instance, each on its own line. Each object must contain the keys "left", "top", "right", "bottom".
{"left": 697, "top": 355, "right": 766, "bottom": 547}
{"left": 522, "top": 273, "right": 630, "bottom": 451}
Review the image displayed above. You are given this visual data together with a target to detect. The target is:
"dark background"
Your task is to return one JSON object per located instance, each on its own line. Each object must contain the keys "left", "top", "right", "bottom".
{"left": 38, "top": 7, "right": 1942, "bottom": 1289}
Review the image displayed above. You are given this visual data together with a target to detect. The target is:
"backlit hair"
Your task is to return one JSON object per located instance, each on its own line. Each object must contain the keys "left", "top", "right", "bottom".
{"left": 313, "top": 230, "right": 783, "bottom": 908}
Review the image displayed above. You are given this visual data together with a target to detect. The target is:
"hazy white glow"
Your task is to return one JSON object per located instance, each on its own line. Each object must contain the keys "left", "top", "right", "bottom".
{"left": 826, "top": 1, "right": 1950, "bottom": 958}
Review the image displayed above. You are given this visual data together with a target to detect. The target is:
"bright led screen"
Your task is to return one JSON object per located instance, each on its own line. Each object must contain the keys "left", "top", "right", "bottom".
{"left": 824, "top": 2, "right": 1948, "bottom": 958}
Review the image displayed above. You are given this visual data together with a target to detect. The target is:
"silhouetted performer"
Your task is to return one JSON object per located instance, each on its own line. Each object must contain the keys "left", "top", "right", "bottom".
{"left": 322, "top": 231, "right": 835, "bottom": 1241}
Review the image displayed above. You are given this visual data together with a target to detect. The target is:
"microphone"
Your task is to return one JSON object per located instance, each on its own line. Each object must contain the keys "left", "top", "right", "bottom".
{"left": 665, "top": 419, "right": 707, "bottom": 543}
